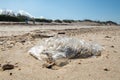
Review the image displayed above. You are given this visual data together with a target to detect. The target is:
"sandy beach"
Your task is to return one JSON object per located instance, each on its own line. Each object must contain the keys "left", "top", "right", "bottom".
{"left": 0, "top": 24, "right": 120, "bottom": 80}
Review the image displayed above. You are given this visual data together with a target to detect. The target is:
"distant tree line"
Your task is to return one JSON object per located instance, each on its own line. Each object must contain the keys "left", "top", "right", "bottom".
{"left": 35, "top": 18, "right": 52, "bottom": 23}
{"left": 0, "top": 15, "right": 22, "bottom": 22}
{"left": 0, "top": 14, "right": 53, "bottom": 23}
{"left": 0, "top": 14, "right": 118, "bottom": 25}
{"left": 0, "top": 14, "right": 31, "bottom": 22}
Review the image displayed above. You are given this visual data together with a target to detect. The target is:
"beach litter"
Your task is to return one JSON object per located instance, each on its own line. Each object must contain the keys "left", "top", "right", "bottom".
{"left": 28, "top": 37, "right": 103, "bottom": 69}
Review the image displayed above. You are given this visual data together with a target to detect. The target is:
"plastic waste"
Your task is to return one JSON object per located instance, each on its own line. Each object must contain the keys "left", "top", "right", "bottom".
{"left": 28, "top": 37, "right": 103, "bottom": 61}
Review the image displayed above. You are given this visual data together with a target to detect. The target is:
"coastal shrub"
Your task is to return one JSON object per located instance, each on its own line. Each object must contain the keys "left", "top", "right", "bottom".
{"left": 54, "top": 19, "right": 62, "bottom": 23}
{"left": 83, "top": 19, "right": 93, "bottom": 22}
{"left": 63, "top": 19, "right": 75, "bottom": 23}
{"left": 105, "top": 21, "right": 117, "bottom": 25}
{"left": 35, "top": 18, "right": 52, "bottom": 23}
{"left": 0, "top": 15, "right": 21, "bottom": 22}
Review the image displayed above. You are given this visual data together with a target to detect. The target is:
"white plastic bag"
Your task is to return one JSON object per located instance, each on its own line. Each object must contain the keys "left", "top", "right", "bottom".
{"left": 28, "top": 37, "right": 103, "bottom": 61}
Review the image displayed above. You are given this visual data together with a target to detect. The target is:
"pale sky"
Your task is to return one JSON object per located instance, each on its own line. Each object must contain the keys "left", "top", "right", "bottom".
{"left": 0, "top": 0, "right": 120, "bottom": 23}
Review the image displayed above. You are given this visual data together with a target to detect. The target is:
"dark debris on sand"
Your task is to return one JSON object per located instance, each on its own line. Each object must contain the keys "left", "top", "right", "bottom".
{"left": 2, "top": 64, "right": 14, "bottom": 71}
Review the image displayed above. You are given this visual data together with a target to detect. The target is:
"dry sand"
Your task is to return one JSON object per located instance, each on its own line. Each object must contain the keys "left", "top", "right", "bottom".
{"left": 0, "top": 25, "right": 120, "bottom": 80}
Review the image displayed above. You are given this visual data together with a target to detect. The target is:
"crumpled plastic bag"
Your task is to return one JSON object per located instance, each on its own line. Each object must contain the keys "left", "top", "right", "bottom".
{"left": 28, "top": 37, "right": 103, "bottom": 61}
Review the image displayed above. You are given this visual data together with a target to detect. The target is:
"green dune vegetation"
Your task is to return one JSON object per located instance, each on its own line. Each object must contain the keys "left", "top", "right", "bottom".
{"left": 0, "top": 14, "right": 118, "bottom": 25}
